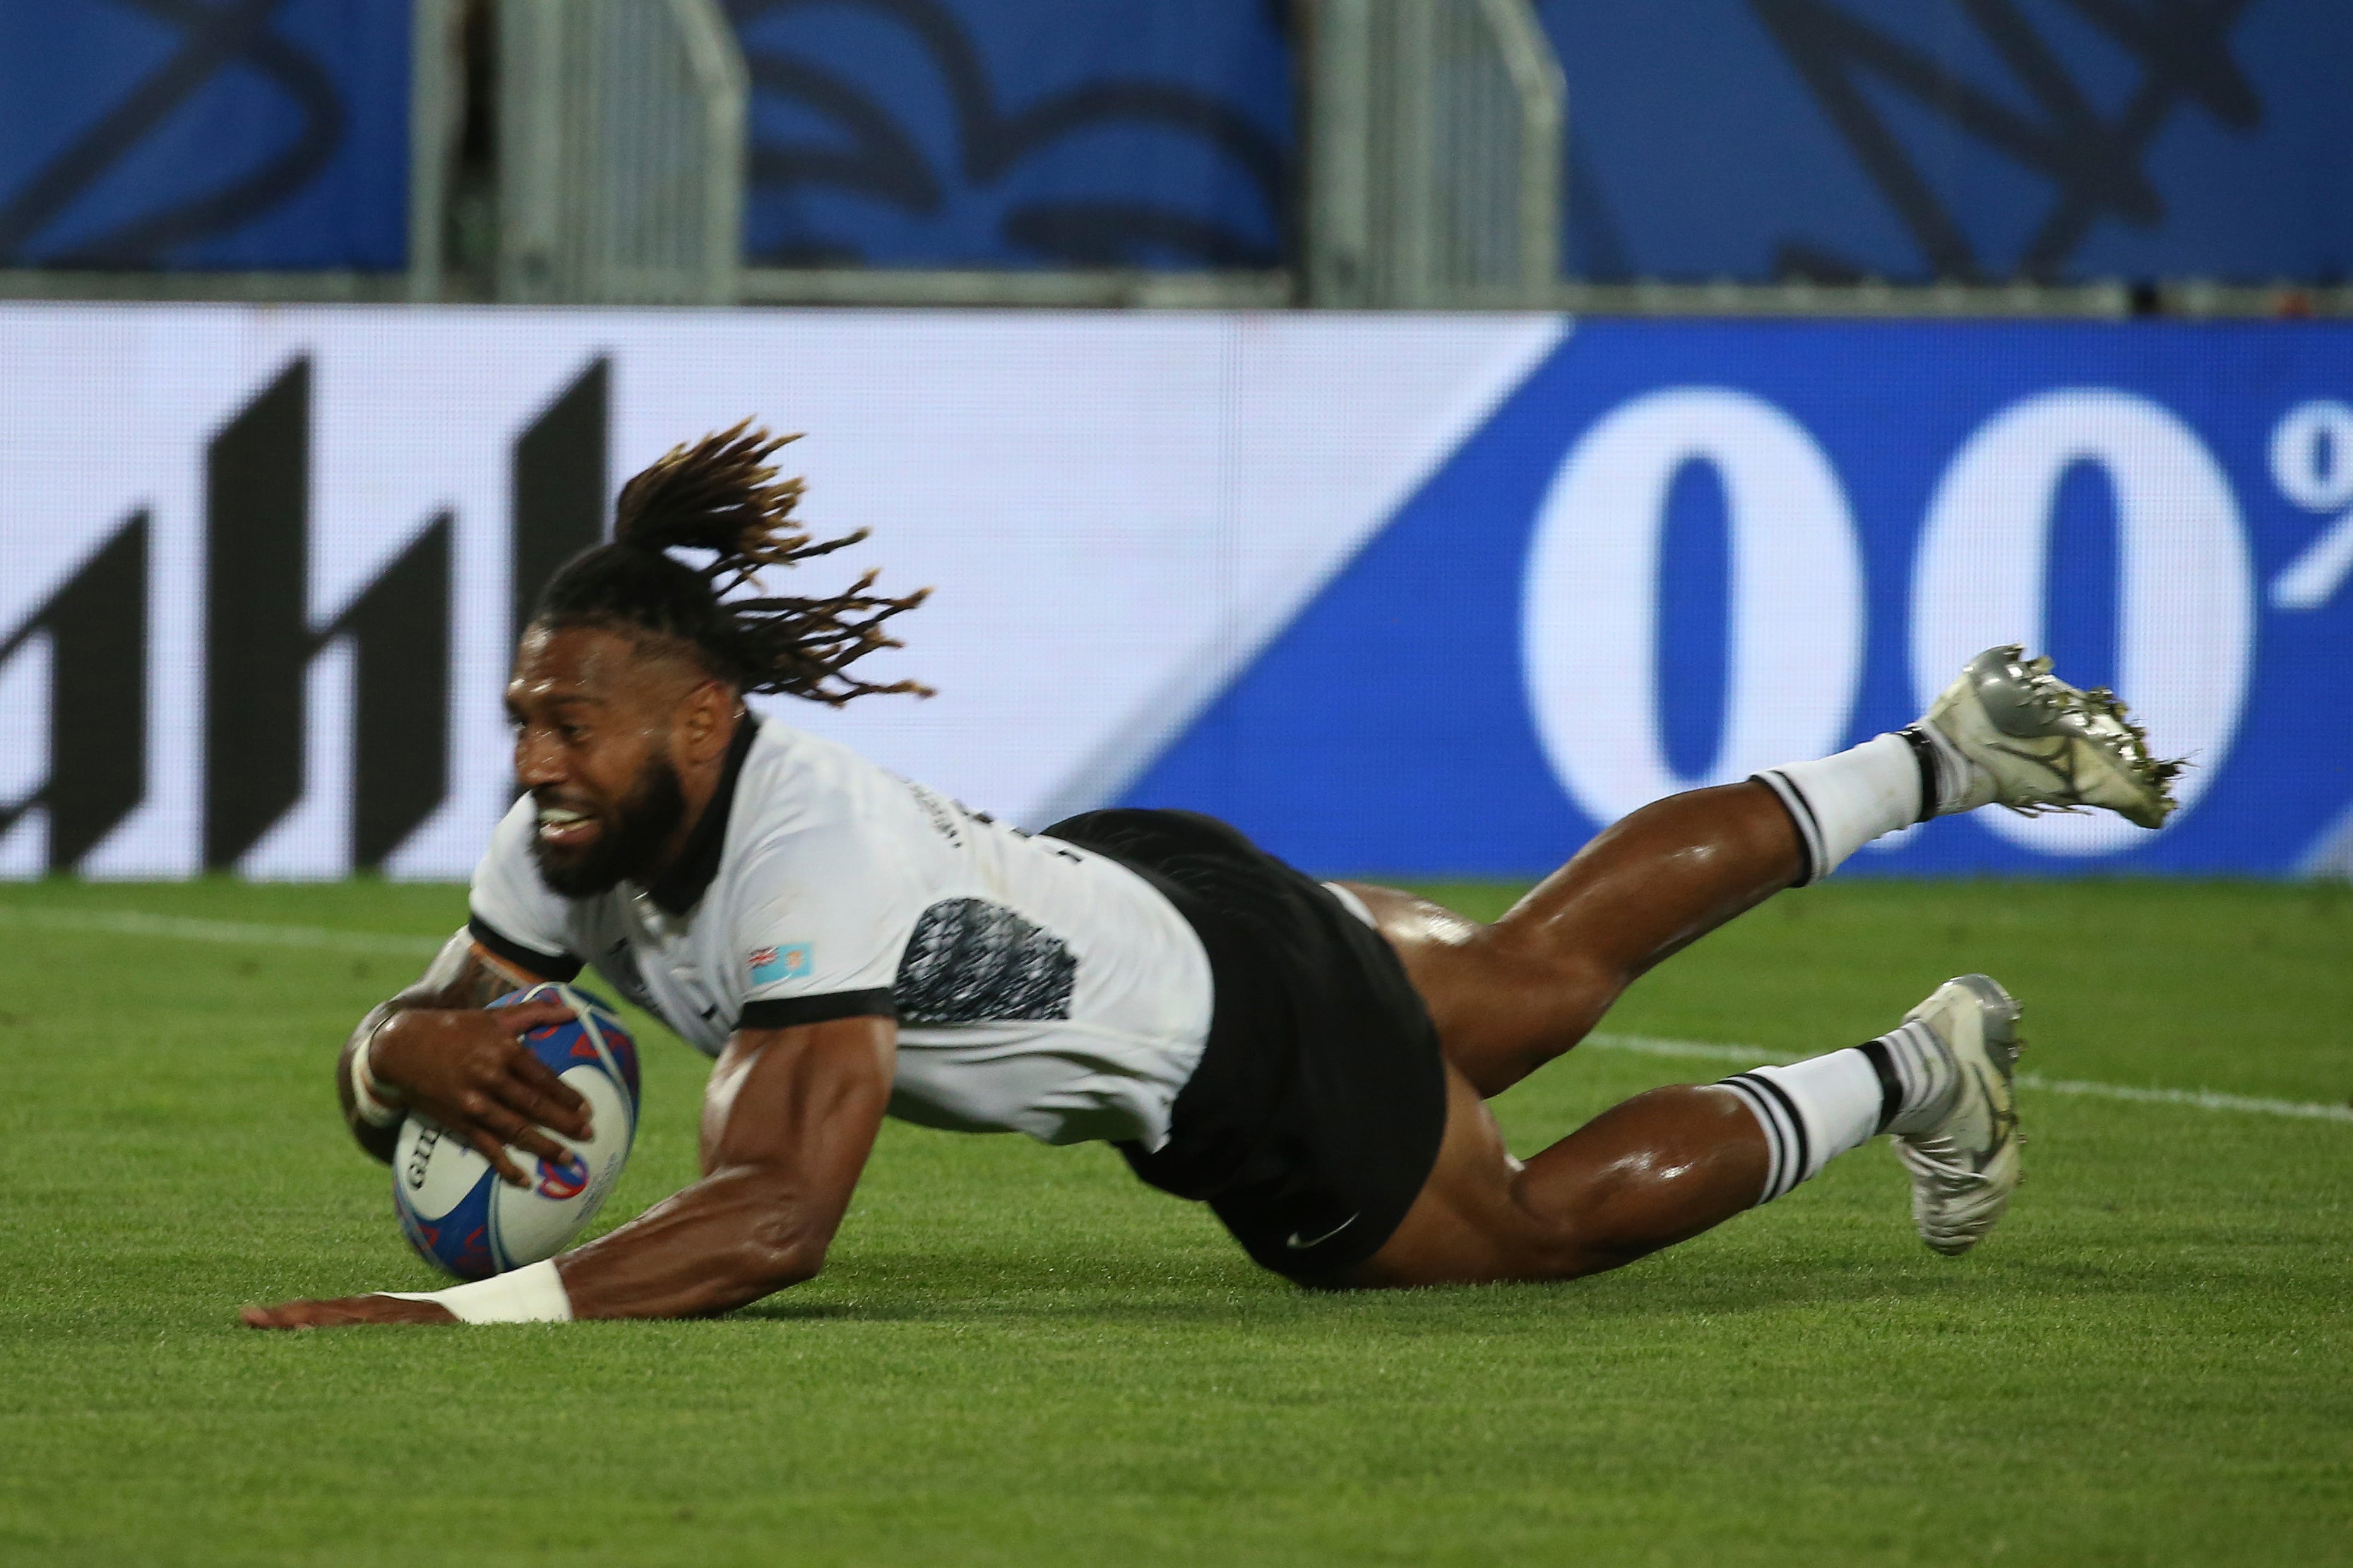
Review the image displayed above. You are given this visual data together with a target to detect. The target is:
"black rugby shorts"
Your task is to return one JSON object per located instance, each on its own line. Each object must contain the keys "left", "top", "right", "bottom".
{"left": 1043, "top": 808, "right": 1449, "bottom": 1283}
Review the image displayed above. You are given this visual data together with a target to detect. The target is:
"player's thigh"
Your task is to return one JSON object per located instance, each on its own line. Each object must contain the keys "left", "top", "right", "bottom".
{"left": 1338, "top": 882, "right": 1619, "bottom": 1098}
{"left": 1335, "top": 1061, "right": 1582, "bottom": 1288}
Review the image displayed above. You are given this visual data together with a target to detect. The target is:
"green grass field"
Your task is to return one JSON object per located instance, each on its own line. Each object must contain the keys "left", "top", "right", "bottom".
{"left": 2, "top": 877, "right": 2349, "bottom": 1566}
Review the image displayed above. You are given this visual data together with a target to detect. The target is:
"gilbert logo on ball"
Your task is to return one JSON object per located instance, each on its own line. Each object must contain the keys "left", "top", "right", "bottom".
{"left": 392, "top": 984, "right": 641, "bottom": 1281}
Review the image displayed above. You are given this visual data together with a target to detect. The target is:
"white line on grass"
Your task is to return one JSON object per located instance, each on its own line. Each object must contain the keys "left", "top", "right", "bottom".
{"left": 1585, "top": 1034, "right": 1776, "bottom": 1066}
{"left": 0, "top": 905, "right": 448, "bottom": 958}
{"left": 2, "top": 909, "right": 2343, "bottom": 1125}
{"left": 2009, "top": 1075, "right": 2353, "bottom": 1123}
{"left": 1583, "top": 1032, "right": 2353, "bottom": 1124}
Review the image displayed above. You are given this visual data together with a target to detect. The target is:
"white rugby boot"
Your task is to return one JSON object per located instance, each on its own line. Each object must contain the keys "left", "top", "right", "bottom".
{"left": 1891, "top": 974, "right": 2023, "bottom": 1257}
{"left": 1916, "top": 645, "right": 2180, "bottom": 828}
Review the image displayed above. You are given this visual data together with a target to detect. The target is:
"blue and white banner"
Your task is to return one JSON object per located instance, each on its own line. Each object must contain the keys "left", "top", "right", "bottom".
{"left": 0, "top": 306, "right": 2345, "bottom": 880}
{"left": 1131, "top": 319, "right": 2353, "bottom": 878}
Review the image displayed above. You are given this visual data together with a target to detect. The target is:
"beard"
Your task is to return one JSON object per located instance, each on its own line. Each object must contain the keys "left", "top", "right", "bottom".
{"left": 528, "top": 750, "right": 689, "bottom": 899}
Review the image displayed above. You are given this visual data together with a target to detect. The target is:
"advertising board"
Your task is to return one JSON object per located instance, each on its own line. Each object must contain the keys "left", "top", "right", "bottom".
{"left": 1, "top": 306, "right": 2346, "bottom": 880}
{"left": 1135, "top": 319, "right": 2353, "bottom": 878}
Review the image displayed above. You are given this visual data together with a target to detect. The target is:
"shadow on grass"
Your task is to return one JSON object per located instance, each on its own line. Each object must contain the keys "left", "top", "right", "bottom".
{"left": 725, "top": 1245, "right": 2157, "bottom": 1330}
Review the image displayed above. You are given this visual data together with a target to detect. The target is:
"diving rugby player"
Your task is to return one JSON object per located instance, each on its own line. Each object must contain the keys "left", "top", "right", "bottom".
{"left": 244, "top": 425, "right": 2177, "bottom": 1327}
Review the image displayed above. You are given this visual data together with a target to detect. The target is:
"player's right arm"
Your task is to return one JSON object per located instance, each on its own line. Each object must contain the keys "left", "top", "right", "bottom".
{"left": 334, "top": 930, "right": 592, "bottom": 1184}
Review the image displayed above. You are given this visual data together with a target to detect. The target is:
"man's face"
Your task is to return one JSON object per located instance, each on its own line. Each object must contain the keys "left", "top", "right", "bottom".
{"left": 506, "top": 625, "right": 694, "bottom": 898}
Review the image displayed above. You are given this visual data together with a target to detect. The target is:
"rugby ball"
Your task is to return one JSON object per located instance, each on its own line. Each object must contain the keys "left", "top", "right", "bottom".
{"left": 392, "top": 983, "right": 641, "bottom": 1281}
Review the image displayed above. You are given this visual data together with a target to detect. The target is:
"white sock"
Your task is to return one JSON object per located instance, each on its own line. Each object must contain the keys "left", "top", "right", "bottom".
{"left": 1717, "top": 1051, "right": 1883, "bottom": 1204}
{"left": 1752, "top": 730, "right": 1938, "bottom": 884}
{"left": 1717, "top": 1023, "right": 1963, "bottom": 1205}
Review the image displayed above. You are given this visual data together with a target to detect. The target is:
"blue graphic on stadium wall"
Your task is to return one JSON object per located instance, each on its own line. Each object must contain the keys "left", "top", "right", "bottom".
{"left": 725, "top": 0, "right": 1290, "bottom": 269}
{"left": 0, "top": 1, "right": 409, "bottom": 270}
{"left": 1547, "top": 0, "right": 2352, "bottom": 285}
{"left": 718, "top": 0, "right": 2353, "bottom": 282}
{"left": 1127, "top": 321, "right": 2353, "bottom": 879}
{"left": 6, "top": 1, "right": 2330, "bottom": 280}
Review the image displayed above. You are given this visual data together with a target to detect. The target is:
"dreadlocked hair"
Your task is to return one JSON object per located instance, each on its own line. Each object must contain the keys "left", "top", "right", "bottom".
{"left": 533, "top": 420, "right": 931, "bottom": 705}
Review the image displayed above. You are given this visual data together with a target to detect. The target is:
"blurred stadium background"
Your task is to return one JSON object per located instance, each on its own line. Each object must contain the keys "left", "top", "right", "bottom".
{"left": 2, "top": 0, "right": 2351, "bottom": 881}
{"left": 4, "top": 5, "right": 2349, "bottom": 1565}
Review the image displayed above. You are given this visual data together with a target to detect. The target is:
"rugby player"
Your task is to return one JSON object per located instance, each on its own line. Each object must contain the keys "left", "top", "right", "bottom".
{"left": 243, "top": 424, "right": 2178, "bottom": 1328}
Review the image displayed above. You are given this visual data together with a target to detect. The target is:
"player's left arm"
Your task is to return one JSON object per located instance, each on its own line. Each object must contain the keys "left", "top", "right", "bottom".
{"left": 242, "top": 1013, "right": 895, "bottom": 1327}
{"left": 551, "top": 1013, "right": 896, "bottom": 1318}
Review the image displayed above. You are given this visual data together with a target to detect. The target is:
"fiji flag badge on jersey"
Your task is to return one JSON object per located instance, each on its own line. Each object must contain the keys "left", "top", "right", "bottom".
{"left": 749, "top": 944, "right": 814, "bottom": 985}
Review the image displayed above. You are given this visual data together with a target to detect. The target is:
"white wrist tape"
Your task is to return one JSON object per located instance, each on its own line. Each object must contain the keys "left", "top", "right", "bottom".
{"left": 383, "top": 1258, "right": 574, "bottom": 1324}
{"left": 348, "top": 1026, "right": 405, "bottom": 1128}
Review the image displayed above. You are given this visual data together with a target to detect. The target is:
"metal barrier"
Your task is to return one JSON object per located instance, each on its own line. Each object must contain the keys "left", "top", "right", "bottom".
{"left": 1304, "top": 0, "right": 1566, "bottom": 309}
{"left": 491, "top": 0, "right": 747, "bottom": 304}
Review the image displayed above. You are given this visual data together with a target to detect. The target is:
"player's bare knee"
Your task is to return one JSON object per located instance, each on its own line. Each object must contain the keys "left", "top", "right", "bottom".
{"left": 1510, "top": 1218, "right": 1654, "bottom": 1283}
{"left": 1482, "top": 1178, "right": 1590, "bottom": 1280}
{"left": 1498, "top": 1160, "right": 1674, "bottom": 1282}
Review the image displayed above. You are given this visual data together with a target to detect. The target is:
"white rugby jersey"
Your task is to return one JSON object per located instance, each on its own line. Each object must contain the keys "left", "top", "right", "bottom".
{"left": 468, "top": 717, "right": 1214, "bottom": 1149}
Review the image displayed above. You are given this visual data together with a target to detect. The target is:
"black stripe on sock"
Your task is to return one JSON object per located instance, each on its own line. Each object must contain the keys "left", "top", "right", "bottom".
{"left": 1744, "top": 1072, "right": 1811, "bottom": 1192}
{"left": 1896, "top": 726, "right": 1943, "bottom": 824}
{"left": 1857, "top": 1038, "right": 1905, "bottom": 1134}
{"left": 1717, "top": 1077, "right": 1779, "bottom": 1198}
{"left": 1789, "top": 790, "right": 1826, "bottom": 882}
{"left": 1724, "top": 1073, "right": 1794, "bottom": 1200}
{"left": 1750, "top": 771, "right": 1825, "bottom": 884}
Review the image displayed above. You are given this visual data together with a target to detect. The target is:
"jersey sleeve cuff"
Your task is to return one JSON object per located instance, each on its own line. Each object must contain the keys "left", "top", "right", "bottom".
{"left": 739, "top": 990, "right": 898, "bottom": 1030}
{"left": 467, "top": 914, "right": 583, "bottom": 982}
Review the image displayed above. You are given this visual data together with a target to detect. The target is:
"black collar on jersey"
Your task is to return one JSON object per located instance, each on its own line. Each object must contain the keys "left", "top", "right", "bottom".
{"left": 644, "top": 712, "right": 761, "bottom": 916}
